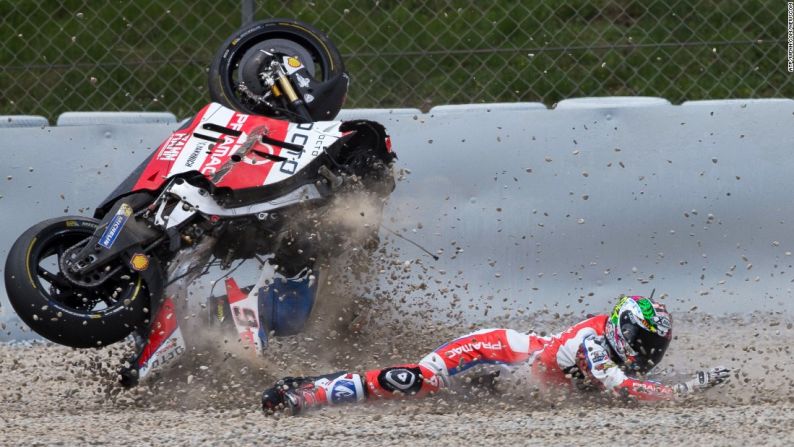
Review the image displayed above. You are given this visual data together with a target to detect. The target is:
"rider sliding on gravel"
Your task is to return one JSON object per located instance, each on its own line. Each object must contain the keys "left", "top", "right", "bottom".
{"left": 261, "top": 295, "right": 730, "bottom": 415}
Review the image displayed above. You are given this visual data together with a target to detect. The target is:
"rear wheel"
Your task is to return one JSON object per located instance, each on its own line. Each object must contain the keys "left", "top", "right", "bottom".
{"left": 208, "top": 18, "right": 345, "bottom": 120}
{"left": 4, "top": 217, "right": 150, "bottom": 348}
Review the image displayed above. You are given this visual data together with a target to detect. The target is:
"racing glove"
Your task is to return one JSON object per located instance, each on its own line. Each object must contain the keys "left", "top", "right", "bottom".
{"left": 674, "top": 366, "right": 730, "bottom": 395}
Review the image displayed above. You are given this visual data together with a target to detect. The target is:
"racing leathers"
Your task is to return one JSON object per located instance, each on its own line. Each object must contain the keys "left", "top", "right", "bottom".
{"left": 262, "top": 314, "right": 730, "bottom": 414}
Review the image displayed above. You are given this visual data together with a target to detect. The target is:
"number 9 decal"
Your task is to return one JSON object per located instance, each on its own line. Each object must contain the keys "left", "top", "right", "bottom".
{"left": 232, "top": 306, "right": 258, "bottom": 328}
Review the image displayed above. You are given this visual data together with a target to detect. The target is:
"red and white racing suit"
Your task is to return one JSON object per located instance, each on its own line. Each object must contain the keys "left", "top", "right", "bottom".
{"left": 293, "top": 315, "right": 675, "bottom": 408}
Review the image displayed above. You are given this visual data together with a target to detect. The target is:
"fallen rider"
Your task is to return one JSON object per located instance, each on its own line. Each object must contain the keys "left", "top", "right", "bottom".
{"left": 262, "top": 295, "right": 730, "bottom": 415}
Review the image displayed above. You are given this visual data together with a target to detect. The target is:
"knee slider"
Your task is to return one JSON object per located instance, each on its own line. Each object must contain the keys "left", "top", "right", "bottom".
{"left": 377, "top": 367, "right": 424, "bottom": 395}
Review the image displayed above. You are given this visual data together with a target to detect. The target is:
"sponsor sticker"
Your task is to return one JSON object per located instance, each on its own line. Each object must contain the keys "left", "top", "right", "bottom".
{"left": 129, "top": 253, "right": 149, "bottom": 272}
{"left": 99, "top": 203, "right": 132, "bottom": 249}
{"left": 294, "top": 73, "right": 310, "bottom": 88}
{"left": 596, "top": 361, "right": 617, "bottom": 371}
{"left": 330, "top": 379, "right": 358, "bottom": 404}
{"left": 590, "top": 350, "right": 608, "bottom": 363}
{"left": 384, "top": 369, "right": 416, "bottom": 390}
{"left": 138, "top": 330, "right": 186, "bottom": 378}
{"left": 287, "top": 56, "right": 302, "bottom": 68}
{"left": 184, "top": 141, "right": 207, "bottom": 169}
{"left": 445, "top": 340, "right": 503, "bottom": 357}
{"left": 157, "top": 133, "right": 190, "bottom": 162}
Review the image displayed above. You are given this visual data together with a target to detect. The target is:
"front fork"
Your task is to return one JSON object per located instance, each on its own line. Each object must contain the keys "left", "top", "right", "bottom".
{"left": 275, "top": 66, "right": 313, "bottom": 123}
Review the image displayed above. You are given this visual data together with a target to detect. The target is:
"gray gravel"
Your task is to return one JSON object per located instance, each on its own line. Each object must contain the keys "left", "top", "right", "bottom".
{"left": 1, "top": 314, "right": 792, "bottom": 446}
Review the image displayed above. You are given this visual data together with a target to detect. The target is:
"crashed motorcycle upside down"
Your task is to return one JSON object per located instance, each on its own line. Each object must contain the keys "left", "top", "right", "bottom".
{"left": 3, "top": 19, "right": 396, "bottom": 386}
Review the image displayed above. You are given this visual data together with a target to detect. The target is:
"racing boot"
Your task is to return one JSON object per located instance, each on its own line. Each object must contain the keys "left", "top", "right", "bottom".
{"left": 262, "top": 372, "right": 366, "bottom": 415}
{"left": 261, "top": 376, "right": 315, "bottom": 414}
{"left": 281, "top": 382, "right": 328, "bottom": 415}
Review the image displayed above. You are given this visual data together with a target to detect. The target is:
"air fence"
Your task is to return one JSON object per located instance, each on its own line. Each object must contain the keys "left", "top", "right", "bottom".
{"left": 2, "top": 97, "right": 794, "bottom": 340}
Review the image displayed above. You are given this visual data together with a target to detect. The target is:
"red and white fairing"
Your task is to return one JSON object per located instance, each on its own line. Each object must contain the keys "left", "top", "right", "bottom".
{"left": 225, "top": 276, "right": 266, "bottom": 354}
{"left": 135, "top": 297, "right": 186, "bottom": 381}
{"left": 133, "top": 103, "right": 345, "bottom": 192}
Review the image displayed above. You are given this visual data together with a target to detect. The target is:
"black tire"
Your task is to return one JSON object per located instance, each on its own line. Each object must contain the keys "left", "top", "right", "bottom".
{"left": 4, "top": 217, "right": 150, "bottom": 348}
{"left": 208, "top": 18, "right": 345, "bottom": 118}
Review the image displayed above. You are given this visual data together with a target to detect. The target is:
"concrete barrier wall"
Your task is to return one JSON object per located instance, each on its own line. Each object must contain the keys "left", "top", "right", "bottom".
{"left": 2, "top": 99, "right": 793, "bottom": 338}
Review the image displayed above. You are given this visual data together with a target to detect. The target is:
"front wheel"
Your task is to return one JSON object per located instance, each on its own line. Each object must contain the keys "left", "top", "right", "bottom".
{"left": 4, "top": 217, "right": 151, "bottom": 348}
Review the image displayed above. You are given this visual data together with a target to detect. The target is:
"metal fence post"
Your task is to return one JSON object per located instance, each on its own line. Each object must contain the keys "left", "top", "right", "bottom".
{"left": 241, "top": 0, "right": 255, "bottom": 26}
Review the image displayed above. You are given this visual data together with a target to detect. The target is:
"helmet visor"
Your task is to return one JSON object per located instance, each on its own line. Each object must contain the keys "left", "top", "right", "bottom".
{"left": 619, "top": 312, "right": 671, "bottom": 371}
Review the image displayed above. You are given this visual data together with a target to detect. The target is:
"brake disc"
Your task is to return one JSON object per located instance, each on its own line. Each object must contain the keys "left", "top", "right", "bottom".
{"left": 237, "top": 38, "right": 318, "bottom": 95}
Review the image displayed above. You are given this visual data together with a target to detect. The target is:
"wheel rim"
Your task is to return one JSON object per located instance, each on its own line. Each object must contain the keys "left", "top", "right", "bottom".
{"left": 28, "top": 226, "right": 142, "bottom": 318}
{"left": 237, "top": 38, "right": 320, "bottom": 95}
{"left": 220, "top": 30, "right": 334, "bottom": 116}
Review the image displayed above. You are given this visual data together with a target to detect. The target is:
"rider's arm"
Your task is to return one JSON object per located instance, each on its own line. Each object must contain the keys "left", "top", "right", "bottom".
{"left": 576, "top": 337, "right": 675, "bottom": 401}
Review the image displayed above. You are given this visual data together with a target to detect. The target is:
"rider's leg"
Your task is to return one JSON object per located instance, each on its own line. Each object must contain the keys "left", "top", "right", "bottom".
{"left": 262, "top": 362, "right": 444, "bottom": 414}
{"left": 262, "top": 327, "right": 540, "bottom": 414}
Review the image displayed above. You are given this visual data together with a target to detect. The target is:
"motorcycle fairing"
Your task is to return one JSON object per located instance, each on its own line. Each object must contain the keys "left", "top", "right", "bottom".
{"left": 131, "top": 102, "right": 344, "bottom": 193}
{"left": 225, "top": 277, "right": 266, "bottom": 353}
{"left": 133, "top": 296, "right": 186, "bottom": 382}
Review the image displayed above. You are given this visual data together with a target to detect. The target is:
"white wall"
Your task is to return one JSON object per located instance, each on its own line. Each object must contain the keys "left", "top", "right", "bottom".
{"left": 2, "top": 99, "right": 793, "bottom": 339}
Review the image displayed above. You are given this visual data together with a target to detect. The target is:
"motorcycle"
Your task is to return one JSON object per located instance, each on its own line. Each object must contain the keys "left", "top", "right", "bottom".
{"left": 3, "top": 19, "right": 396, "bottom": 386}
